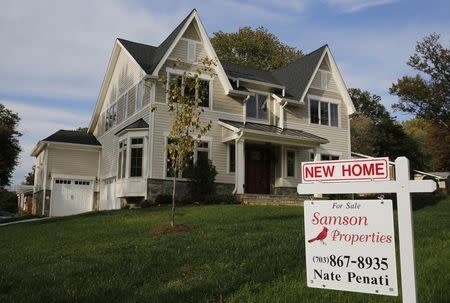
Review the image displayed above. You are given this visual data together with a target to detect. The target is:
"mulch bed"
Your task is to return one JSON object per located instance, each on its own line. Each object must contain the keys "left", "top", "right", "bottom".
{"left": 151, "top": 224, "right": 193, "bottom": 236}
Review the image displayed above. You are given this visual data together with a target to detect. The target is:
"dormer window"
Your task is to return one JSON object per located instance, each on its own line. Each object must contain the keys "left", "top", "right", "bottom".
{"left": 246, "top": 93, "right": 268, "bottom": 121}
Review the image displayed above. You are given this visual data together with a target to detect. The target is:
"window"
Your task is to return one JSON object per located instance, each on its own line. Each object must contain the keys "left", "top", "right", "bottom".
{"left": 309, "top": 99, "right": 339, "bottom": 127}
{"left": 321, "top": 154, "right": 339, "bottom": 161}
{"left": 320, "top": 70, "right": 329, "bottom": 90}
{"left": 136, "top": 82, "right": 143, "bottom": 111}
{"left": 166, "top": 138, "right": 210, "bottom": 178}
{"left": 130, "top": 138, "right": 143, "bottom": 177}
{"left": 286, "top": 150, "right": 295, "bottom": 177}
{"left": 187, "top": 41, "right": 197, "bottom": 62}
{"left": 118, "top": 140, "right": 127, "bottom": 179}
{"left": 246, "top": 94, "right": 268, "bottom": 120}
{"left": 105, "top": 103, "right": 117, "bottom": 131}
{"left": 167, "top": 73, "right": 210, "bottom": 108}
{"left": 123, "top": 92, "right": 129, "bottom": 119}
{"left": 229, "top": 144, "right": 235, "bottom": 173}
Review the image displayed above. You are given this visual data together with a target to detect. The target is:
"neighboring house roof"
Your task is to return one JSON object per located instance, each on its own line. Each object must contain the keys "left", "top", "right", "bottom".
{"left": 219, "top": 119, "right": 329, "bottom": 144}
{"left": 414, "top": 170, "right": 450, "bottom": 180}
{"left": 115, "top": 118, "right": 149, "bottom": 135}
{"left": 42, "top": 130, "right": 102, "bottom": 146}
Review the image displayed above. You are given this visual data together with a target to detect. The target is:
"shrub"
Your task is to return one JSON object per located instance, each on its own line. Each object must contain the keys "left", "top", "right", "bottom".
{"left": 184, "top": 156, "right": 218, "bottom": 201}
{"left": 140, "top": 200, "right": 151, "bottom": 208}
{"left": 0, "top": 190, "right": 17, "bottom": 213}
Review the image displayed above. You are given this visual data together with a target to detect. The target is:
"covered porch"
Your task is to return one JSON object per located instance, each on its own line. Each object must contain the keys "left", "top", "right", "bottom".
{"left": 219, "top": 119, "right": 329, "bottom": 195}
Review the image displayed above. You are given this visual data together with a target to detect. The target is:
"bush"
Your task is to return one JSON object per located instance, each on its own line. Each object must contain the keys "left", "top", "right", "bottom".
{"left": 140, "top": 200, "right": 151, "bottom": 208}
{"left": 0, "top": 190, "right": 17, "bottom": 213}
{"left": 184, "top": 156, "right": 218, "bottom": 201}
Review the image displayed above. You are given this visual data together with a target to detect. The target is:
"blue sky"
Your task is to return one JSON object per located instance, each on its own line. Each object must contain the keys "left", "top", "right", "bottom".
{"left": 1, "top": 0, "right": 449, "bottom": 186}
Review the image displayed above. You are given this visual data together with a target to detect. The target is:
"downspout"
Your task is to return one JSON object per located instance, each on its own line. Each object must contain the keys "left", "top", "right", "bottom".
{"left": 232, "top": 130, "right": 244, "bottom": 194}
{"left": 279, "top": 100, "right": 288, "bottom": 129}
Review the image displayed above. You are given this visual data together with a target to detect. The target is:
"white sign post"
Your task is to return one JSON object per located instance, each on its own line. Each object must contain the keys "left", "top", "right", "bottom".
{"left": 297, "top": 157, "right": 437, "bottom": 303}
{"left": 304, "top": 199, "right": 398, "bottom": 296}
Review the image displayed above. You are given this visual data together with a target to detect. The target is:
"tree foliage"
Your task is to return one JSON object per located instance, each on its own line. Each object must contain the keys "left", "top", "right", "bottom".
{"left": 349, "top": 89, "right": 424, "bottom": 169}
{"left": 75, "top": 127, "right": 88, "bottom": 132}
{"left": 0, "top": 103, "right": 22, "bottom": 187}
{"left": 184, "top": 156, "right": 218, "bottom": 201}
{"left": 23, "top": 166, "right": 35, "bottom": 185}
{"left": 390, "top": 33, "right": 450, "bottom": 128}
{"left": 160, "top": 58, "right": 214, "bottom": 226}
{"left": 210, "top": 26, "right": 303, "bottom": 70}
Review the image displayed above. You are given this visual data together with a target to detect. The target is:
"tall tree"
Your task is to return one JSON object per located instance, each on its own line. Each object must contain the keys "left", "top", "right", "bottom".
{"left": 161, "top": 58, "right": 214, "bottom": 226}
{"left": 211, "top": 26, "right": 303, "bottom": 70}
{"left": 349, "top": 89, "right": 424, "bottom": 169}
{"left": 75, "top": 127, "right": 88, "bottom": 132}
{"left": 23, "top": 166, "right": 35, "bottom": 185}
{"left": 0, "top": 104, "right": 22, "bottom": 187}
{"left": 390, "top": 33, "right": 450, "bottom": 128}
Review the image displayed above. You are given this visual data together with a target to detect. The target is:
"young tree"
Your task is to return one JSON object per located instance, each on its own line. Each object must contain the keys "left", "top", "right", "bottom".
{"left": 390, "top": 33, "right": 450, "bottom": 128}
{"left": 161, "top": 58, "right": 215, "bottom": 226}
{"left": 0, "top": 103, "right": 22, "bottom": 188}
{"left": 211, "top": 26, "right": 303, "bottom": 70}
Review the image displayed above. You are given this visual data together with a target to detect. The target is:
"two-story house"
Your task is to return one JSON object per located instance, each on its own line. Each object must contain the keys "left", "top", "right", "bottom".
{"left": 31, "top": 9, "right": 355, "bottom": 216}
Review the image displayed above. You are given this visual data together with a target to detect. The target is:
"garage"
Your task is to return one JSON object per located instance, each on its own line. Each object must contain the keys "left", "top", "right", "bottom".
{"left": 50, "top": 178, "right": 94, "bottom": 216}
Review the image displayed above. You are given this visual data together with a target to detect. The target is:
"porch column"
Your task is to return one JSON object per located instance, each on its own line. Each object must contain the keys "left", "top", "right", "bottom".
{"left": 235, "top": 138, "right": 245, "bottom": 194}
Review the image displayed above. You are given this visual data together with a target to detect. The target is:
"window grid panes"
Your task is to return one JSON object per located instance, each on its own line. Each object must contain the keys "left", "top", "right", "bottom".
{"left": 310, "top": 99, "right": 338, "bottom": 127}
{"left": 168, "top": 73, "right": 210, "bottom": 108}
{"left": 246, "top": 94, "right": 268, "bottom": 120}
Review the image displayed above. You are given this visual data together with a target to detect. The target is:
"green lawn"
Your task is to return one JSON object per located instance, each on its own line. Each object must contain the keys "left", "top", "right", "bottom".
{"left": 0, "top": 196, "right": 449, "bottom": 303}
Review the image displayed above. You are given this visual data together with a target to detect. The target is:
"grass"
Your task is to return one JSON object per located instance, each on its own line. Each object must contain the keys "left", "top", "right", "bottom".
{"left": 0, "top": 195, "right": 449, "bottom": 303}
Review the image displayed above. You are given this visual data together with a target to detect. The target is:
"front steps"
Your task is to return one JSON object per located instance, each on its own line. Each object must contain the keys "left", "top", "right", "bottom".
{"left": 236, "top": 194, "right": 309, "bottom": 206}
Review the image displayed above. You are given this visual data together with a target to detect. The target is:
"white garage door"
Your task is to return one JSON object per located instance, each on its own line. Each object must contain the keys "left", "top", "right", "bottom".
{"left": 51, "top": 178, "right": 93, "bottom": 216}
{"left": 100, "top": 178, "right": 120, "bottom": 210}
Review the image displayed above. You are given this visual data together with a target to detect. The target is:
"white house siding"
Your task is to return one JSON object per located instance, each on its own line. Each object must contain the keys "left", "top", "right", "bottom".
{"left": 285, "top": 87, "right": 350, "bottom": 159}
{"left": 183, "top": 22, "right": 201, "bottom": 41}
{"left": 47, "top": 147, "right": 99, "bottom": 182}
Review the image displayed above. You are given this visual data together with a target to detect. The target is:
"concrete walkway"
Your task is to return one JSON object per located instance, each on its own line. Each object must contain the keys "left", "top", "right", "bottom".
{"left": 0, "top": 217, "right": 50, "bottom": 227}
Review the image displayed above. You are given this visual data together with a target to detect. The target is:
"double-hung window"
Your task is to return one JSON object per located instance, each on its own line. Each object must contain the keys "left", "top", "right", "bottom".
{"left": 321, "top": 154, "right": 339, "bottom": 161}
{"left": 246, "top": 94, "right": 268, "bottom": 120}
{"left": 130, "top": 138, "right": 143, "bottom": 177}
{"left": 167, "top": 73, "right": 210, "bottom": 108}
{"left": 286, "top": 150, "right": 296, "bottom": 177}
{"left": 118, "top": 140, "right": 127, "bottom": 179}
{"left": 105, "top": 103, "right": 117, "bottom": 131}
{"left": 309, "top": 99, "right": 339, "bottom": 127}
{"left": 166, "top": 139, "right": 210, "bottom": 178}
{"left": 136, "top": 82, "right": 143, "bottom": 111}
{"left": 228, "top": 144, "right": 235, "bottom": 173}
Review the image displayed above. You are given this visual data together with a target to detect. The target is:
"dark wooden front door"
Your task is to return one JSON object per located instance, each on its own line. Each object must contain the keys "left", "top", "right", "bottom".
{"left": 245, "top": 146, "right": 271, "bottom": 194}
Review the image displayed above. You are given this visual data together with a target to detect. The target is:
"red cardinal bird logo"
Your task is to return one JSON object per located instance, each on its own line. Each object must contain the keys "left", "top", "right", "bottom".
{"left": 308, "top": 226, "right": 328, "bottom": 244}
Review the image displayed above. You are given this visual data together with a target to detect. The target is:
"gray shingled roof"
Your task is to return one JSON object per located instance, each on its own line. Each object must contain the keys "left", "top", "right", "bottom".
{"left": 221, "top": 61, "right": 283, "bottom": 86}
{"left": 42, "top": 130, "right": 101, "bottom": 146}
{"left": 118, "top": 9, "right": 327, "bottom": 101}
{"left": 219, "top": 119, "right": 328, "bottom": 143}
{"left": 118, "top": 9, "right": 195, "bottom": 75}
{"left": 115, "top": 118, "right": 149, "bottom": 135}
{"left": 272, "top": 45, "right": 327, "bottom": 100}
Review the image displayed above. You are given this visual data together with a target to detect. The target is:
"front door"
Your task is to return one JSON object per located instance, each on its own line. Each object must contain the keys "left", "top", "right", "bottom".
{"left": 245, "top": 145, "right": 271, "bottom": 194}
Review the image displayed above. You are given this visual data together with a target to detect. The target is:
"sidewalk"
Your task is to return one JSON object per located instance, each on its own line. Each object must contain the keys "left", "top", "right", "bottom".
{"left": 0, "top": 217, "right": 50, "bottom": 227}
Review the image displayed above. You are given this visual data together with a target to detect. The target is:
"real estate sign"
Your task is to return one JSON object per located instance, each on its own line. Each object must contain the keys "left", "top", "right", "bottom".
{"left": 304, "top": 199, "right": 398, "bottom": 296}
{"left": 302, "top": 158, "right": 390, "bottom": 183}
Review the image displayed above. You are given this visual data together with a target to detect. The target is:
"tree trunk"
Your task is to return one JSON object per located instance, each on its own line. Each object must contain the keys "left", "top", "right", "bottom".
{"left": 171, "top": 174, "right": 176, "bottom": 227}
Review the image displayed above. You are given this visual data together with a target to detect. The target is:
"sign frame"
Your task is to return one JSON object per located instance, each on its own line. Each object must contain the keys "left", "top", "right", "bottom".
{"left": 297, "top": 157, "right": 437, "bottom": 303}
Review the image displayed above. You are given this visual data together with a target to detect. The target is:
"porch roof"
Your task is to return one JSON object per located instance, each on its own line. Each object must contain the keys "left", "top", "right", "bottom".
{"left": 218, "top": 119, "right": 329, "bottom": 145}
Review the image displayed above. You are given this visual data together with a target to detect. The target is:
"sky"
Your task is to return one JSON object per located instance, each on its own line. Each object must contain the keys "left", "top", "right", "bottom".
{"left": 1, "top": 0, "right": 449, "bottom": 186}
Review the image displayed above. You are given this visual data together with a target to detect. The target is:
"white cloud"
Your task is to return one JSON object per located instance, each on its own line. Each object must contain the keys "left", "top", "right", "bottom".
{"left": 0, "top": 0, "right": 177, "bottom": 101}
{"left": 1, "top": 99, "right": 90, "bottom": 185}
{"left": 325, "top": 0, "right": 395, "bottom": 12}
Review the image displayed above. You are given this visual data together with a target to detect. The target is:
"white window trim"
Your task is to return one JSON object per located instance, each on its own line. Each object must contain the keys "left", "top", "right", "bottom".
{"left": 307, "top": 95, "right": 340, "bottom": 128}
{"left": 117, "top": 131, "right": 147, "bottom": 180}
{"left": 135, "top": 81, "right": 143, "bottom": 112}
{"left": 285, "top": 149, "right": 297, "bottom": 178}
{"left": 165, "top": 67, "right": 213, "bottom": 110}
{"left": 245, "top": 90, "right": 270, "bottom": 123}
